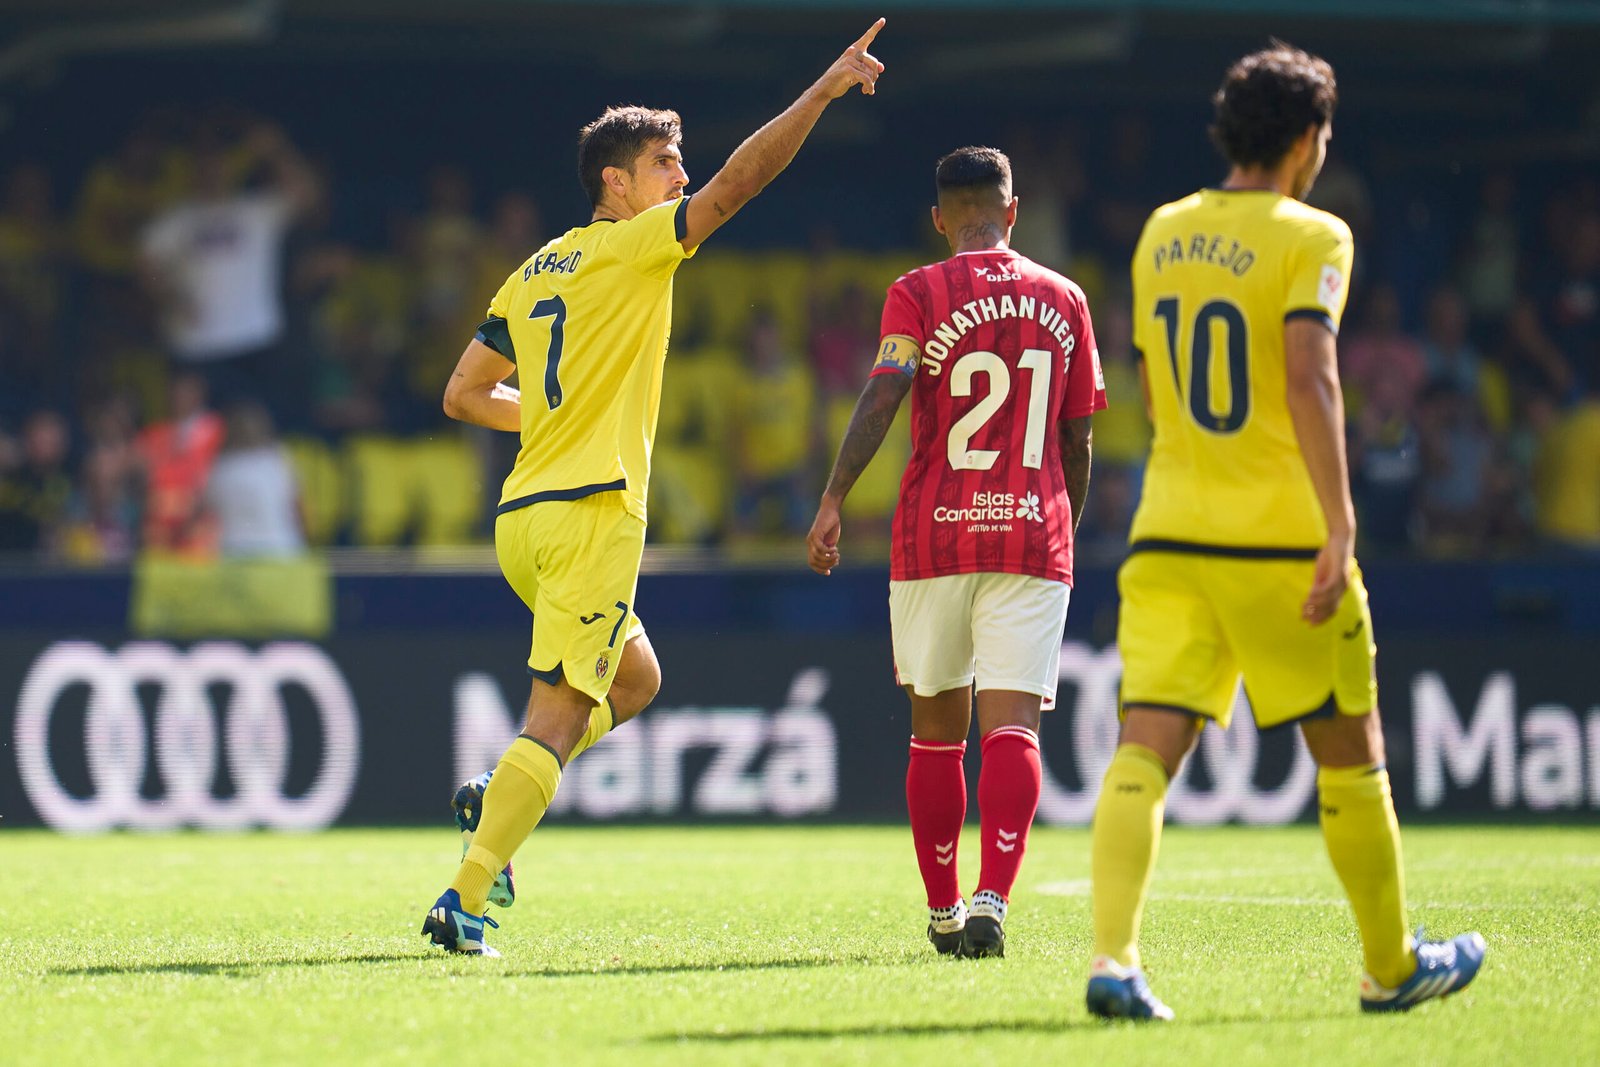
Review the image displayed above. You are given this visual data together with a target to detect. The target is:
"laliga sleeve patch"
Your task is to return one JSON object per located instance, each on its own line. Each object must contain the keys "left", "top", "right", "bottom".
{"left": 870, "top": 335, "right": 921, "bottom": 378}
{"left": 1317, "top": 264, "right": 1345, "bottom": 313}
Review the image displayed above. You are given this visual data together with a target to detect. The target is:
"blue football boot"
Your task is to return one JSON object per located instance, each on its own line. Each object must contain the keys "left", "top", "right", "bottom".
{"left": 1360, "top": 931, "right": 1486, "bottom": 1013}
{"left": 421, "top": 888, "right": 500, "bottom": 957}
{"left": 1086, "top": 956, "right": 1175, "bottom": 1021}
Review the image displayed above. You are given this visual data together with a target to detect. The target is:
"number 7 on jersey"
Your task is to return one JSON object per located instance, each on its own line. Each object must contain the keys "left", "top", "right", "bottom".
{"left": 529, "top": 296, "right": 567, "bottom": 410}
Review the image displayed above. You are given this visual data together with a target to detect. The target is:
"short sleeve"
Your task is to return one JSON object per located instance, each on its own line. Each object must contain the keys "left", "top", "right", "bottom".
{"left": 879, "top": 276, "right": 924, "bottom": 343}
{"left": 472, "top": 268, "right": 519, "bottom": 357}
{"left": 486, "top": 268, "right": 517, "bottom": 321}
{"left": 1284, "top": 216, "right": 1354, "bottom": 334}
{"left": 1063, "top": 291, "right": 1108, "bottom": 419}
{"left": 1128, "top": 229, "right": 1149, "bottom": 362}
{"left": 602, "top": 197, "right": 694, "bottom": 280}
{"left": 865, "top": 277, "right": 925, "bottom": 380}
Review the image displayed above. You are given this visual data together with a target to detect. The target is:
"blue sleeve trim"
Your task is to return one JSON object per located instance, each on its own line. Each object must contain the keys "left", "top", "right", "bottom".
{"left": 674, "top": 196, "right": 689, "bottom": 242}
{"left": 1285, "top": 308, "right": 1336, "bottom": 335}
{"left": 475, "top": 316, "right": 514, "bottom": 358}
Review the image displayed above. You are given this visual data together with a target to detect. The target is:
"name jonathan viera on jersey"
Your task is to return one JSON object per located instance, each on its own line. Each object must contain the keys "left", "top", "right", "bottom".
{"left": 878, "top": 250, "right": 1105, "bottom": 584}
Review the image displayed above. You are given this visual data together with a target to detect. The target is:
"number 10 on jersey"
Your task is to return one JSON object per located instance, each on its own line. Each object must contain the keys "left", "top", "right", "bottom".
{"left": 1153, "top": 296, "right": 1251, "bottom": 434}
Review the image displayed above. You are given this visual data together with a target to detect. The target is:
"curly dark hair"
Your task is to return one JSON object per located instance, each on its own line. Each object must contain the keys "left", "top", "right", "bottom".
{"left": 576, "top": 105, "right": 683, "bottom": 208}
{"left": 935, "top": 145, "right": 1012, "bottom": 201}
{"left": 1209, "top": 42, "right": 1337, "bottom": 169}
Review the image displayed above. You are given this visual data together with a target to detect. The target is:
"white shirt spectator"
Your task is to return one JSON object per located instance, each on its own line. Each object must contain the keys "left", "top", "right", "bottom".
{"left": 204, "top": 444, "right": 304, "bottom": 557}
{"left": 142, "top": 192, "right": 293, "bottom": 361}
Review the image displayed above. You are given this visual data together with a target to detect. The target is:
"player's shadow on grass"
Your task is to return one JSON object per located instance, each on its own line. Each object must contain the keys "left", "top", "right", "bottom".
{"left": 655, "top": 1020, "right": 1084, "bottom": 1042}
{"left": 506, "top": 954, "right": 894, "bottom": 980}
{"left": 653, "top": 1010, "right": 1343, "bottom": 1041}
{"left": 53, "top": 952, "right": 422, "bottom": 977}
{"left": 52, "top": 952, "right": 894, "bottom": 980}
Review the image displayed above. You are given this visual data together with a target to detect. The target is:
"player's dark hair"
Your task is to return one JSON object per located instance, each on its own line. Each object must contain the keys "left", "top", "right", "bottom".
{"left": 1209, "top": 42, "right": 1337, "bottom": 169}
{"left": 935, "top": 146, "right": 1012, "bottom": 203}
{"left": 577, "top": 105, "right": 683, "bottom": 208}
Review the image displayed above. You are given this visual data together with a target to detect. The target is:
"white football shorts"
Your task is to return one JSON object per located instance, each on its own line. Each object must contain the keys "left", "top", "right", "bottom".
{"left": 888, "top": 572, "right": 1071, "bottom": 709}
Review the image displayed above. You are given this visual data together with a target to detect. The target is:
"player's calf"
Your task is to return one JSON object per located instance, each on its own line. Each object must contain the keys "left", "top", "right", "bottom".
{"left": 907, "top": 736, "right": 968, "bottom": 955}
{"left": 453, "top": 770, "right": 516, "bottom": 909}
{"left": 970, "top": 724, "right": 1041, "bottom": 959}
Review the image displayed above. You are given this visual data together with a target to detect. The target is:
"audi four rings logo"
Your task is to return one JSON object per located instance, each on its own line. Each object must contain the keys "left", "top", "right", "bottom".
{"left": 14, "top": 641, "right": 361, "bottom": 833}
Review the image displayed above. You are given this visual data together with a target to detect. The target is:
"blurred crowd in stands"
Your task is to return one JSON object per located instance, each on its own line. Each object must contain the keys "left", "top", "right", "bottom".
{"left": 0, "top": 106, "right": 1597, "bottom": 564}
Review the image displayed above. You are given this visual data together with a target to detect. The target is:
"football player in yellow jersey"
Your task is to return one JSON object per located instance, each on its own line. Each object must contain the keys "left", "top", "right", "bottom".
{"left": 420, "top": 19, "right": 887, "bottom": 956}
{"left": 1085, "top": 43, "right": 1485, "bottom": 1019}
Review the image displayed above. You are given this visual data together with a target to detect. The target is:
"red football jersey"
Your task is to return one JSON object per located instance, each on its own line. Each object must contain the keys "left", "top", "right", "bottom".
{"left": 876, "top": 249, "right": 1106, "bottom": 584}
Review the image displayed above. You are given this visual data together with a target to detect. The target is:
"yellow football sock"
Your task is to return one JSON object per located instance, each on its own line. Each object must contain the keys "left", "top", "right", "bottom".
{"left": 1091, "top": 743, "right": 1169, "bottom": 969}
{"left": 1318, "top": 763, "right": 1414, "bottom": 988}
{"left": 568, "top": 698, "right": 616, "bottom": 762}
{"left": 450, "top": 736, "right": 563, "bottom": 914}
{"left": 450, "top": 855, "right": 497, "bottom": 915}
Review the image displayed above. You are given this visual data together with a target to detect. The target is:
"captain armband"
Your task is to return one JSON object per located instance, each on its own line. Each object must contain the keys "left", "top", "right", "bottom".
{"left": 870, "top": 335, "right": 922, "bottom": 379}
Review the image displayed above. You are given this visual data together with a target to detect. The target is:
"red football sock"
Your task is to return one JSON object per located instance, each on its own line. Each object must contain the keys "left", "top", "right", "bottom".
{"left": 906, "top": 738, "right": 967, "bottom": 909}
{"left": 976, "top": 726, "right": 1042, "bottom": 902}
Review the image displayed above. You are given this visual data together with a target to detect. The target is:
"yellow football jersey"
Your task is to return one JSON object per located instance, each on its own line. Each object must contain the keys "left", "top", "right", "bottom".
{"left": 479, "top": 197, "right": 695, "bottom": 521}
{"left": 1128, "top": 188, "right": 1353, "bottom": 548}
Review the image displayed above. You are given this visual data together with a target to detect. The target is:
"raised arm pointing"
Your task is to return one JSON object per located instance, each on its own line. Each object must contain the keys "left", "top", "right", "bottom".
{"left": 680, "top": 17, "right": 885, "bottom": 252}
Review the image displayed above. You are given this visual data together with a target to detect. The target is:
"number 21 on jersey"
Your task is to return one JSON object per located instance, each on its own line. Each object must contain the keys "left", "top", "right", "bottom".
{"left": 947, "top": 348, "right": 1052, "bottom": 471}
{"left": 1153, "top": 296, "right": 1251, "bottom": 434}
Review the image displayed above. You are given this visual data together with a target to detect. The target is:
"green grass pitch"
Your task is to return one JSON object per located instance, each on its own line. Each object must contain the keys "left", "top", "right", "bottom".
{"left": 4, "top": 824, "right": 1596, "bottom": 1066}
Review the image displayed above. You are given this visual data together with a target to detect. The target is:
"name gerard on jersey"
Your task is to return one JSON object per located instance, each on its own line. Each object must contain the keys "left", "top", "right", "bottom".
{"left": 523, "top": 249, "right": 583, "bottom": 280}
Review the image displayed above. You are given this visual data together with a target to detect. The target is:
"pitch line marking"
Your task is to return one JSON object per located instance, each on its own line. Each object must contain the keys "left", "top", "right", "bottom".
{"left": 1034, "top": 879, "right": 1593, "bottom": 911}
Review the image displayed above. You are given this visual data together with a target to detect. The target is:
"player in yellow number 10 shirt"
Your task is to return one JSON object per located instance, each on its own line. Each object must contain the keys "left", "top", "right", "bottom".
{"left": 421, "top": 19, "right": 889, "bottom": 956}
{"left": 1085, "top": 42, "right": 1486, "bottom": 1020}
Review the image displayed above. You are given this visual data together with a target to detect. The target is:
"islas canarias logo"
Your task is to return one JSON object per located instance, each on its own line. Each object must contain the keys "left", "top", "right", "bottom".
{"left": 933, "top": 491, "right": 1043, "bottom": 524}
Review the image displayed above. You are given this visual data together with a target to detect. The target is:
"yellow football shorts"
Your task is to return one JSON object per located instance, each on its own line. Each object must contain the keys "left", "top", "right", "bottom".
{"left": 495, "top": 494, "right": 647, "bottom": 704}
{"left": 1116, "top": 547, "right": 1377, "bottom": 729}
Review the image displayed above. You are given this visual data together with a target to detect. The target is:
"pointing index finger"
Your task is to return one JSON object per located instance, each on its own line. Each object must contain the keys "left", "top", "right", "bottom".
{"left": 853, "top": 17, "right": 886, "bottom": 51}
